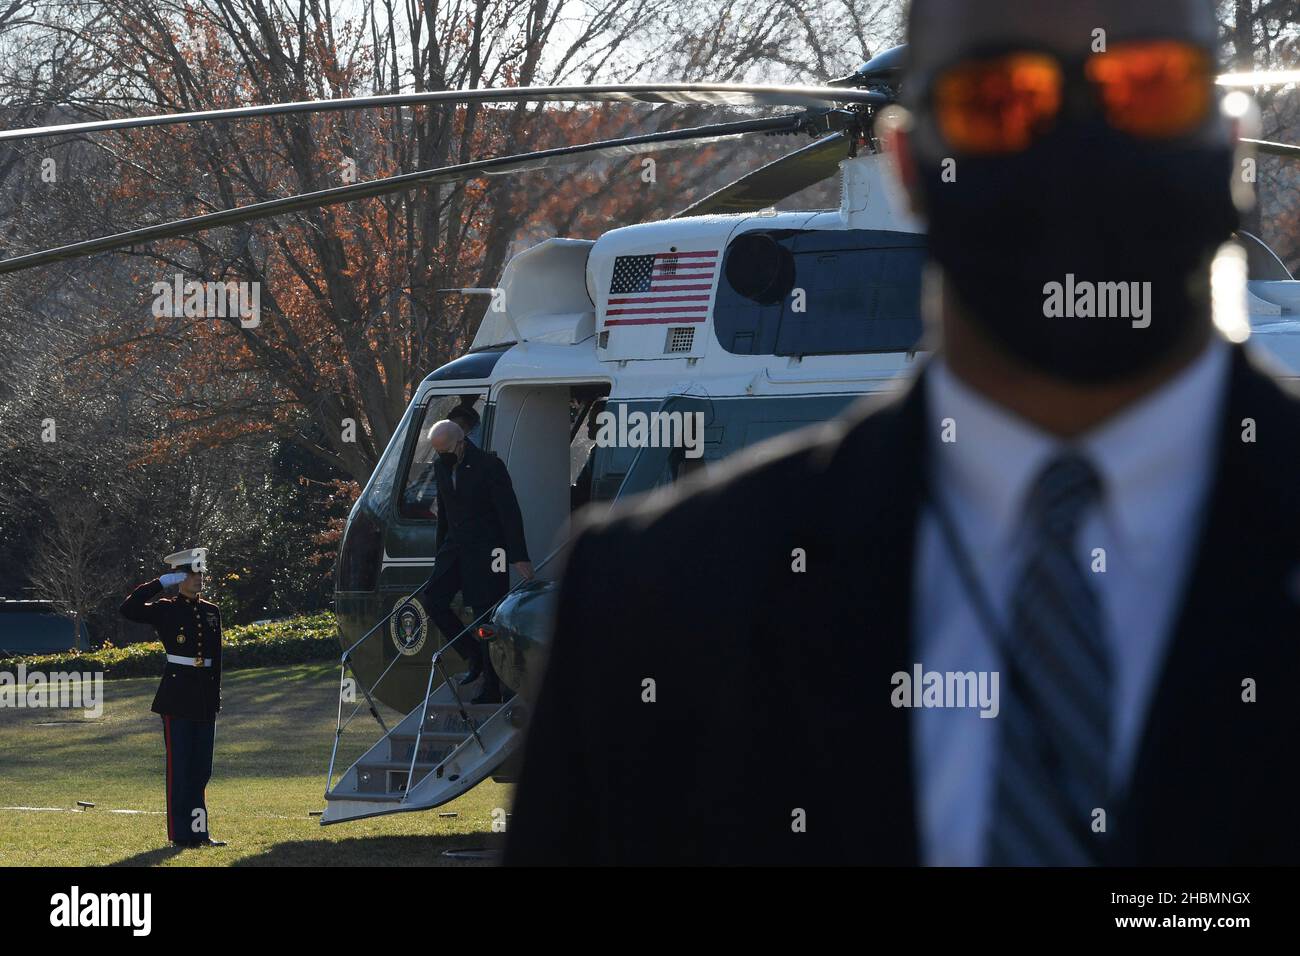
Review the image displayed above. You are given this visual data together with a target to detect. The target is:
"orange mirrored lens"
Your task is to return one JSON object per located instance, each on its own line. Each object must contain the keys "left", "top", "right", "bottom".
{"left": 1086, "top": 41, "right": 1212, "bottom": 138}
{"left": 934, "top": 53, "right": 1062, "bottom": 154}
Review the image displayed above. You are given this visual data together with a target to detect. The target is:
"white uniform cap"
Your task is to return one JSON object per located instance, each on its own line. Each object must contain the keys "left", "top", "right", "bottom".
{"left": 163, "top": 548, "right": 208, "bottom": 573}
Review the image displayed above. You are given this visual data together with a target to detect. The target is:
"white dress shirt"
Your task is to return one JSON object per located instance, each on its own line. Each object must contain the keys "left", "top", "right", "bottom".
{"left": 912, "top": 340, "right": 1231, "bottom": 866}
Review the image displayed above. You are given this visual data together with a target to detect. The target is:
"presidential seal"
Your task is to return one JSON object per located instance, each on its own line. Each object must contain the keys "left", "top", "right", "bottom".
{"left": 389, "top": 597, "right": 430, "bottom": 656}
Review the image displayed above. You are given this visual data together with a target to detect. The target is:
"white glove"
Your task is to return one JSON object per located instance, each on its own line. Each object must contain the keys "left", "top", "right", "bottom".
{"left": 160, "top": 572, "right": 187, "bottom": 587}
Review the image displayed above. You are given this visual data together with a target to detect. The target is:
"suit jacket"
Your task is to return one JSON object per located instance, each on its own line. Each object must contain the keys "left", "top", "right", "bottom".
{"left": 505, "top": 346, "right": 1300, "bottom": 865}
{"left": 432, "top": 440, "right": 530, "bottom": 607}
{"left": 120, "top": 580, "right": 223, "bottom": 722}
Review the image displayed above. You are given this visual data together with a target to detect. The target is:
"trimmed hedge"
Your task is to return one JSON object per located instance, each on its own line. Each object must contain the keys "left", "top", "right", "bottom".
{"left": 4, "top": 613, "right": 340, "bottom": 680}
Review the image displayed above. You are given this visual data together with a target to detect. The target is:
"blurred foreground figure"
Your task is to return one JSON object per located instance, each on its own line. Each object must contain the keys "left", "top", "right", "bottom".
{"left": 507, "top": 0, "right": 1300, "bottom": 864}
{"left": 120, "top": 548, "right": 227, "bottom": 848}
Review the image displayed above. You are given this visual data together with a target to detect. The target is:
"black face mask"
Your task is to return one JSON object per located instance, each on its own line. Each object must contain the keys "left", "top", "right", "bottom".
{"left": 438, "top": 451, "right": 459, "bottom": 467}
{"left": 917, "top": 122, "right": 1240, "bottom": 383}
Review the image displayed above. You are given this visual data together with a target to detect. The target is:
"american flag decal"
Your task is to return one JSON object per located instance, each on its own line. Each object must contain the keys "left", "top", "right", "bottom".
{"left": 605, "top": 250, "right": 719, "bottom": 325}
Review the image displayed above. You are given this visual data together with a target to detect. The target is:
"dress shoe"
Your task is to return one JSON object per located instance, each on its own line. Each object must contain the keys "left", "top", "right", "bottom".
{"left": 458, "top": 666, "right": 483, "bottom": 686}
{"left": 195, "top": 838, "right": 228, "bottom": 847}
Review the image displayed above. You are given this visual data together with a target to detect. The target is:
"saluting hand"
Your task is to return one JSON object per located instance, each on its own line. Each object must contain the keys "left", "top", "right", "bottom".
{"left": 160, "top": 572, "right": 187, "bottom": 587}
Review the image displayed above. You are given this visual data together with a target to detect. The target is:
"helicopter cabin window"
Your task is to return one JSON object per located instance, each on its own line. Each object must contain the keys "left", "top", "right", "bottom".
{"left": 568, "top": 387, "right": 614, "bottom": 510}
{"left": 714, "top": 228, "right": 925, "bottom": 356}
{"left": 399, "top": 393, "right": 485, "bottom": 520}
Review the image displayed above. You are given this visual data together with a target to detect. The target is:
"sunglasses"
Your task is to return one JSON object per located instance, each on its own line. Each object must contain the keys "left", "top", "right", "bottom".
{"left": 927, "top": 40, "right": 1216, "bottom": 155}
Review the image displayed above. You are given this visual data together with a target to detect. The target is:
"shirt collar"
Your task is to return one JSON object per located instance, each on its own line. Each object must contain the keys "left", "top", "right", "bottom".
{"left": 1082, "top": 339, "right": 1229, "bottom": 552}
{"left": 925, "top": 359, "right": 1057, "bottom": 549}
{"left": 925, "top": 338, "right": 1231, "bottom": 550}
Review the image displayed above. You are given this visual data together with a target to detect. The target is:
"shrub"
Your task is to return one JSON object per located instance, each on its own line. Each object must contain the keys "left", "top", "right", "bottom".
{"left": 2, "top": 613, "right": 339, "bottom": 679}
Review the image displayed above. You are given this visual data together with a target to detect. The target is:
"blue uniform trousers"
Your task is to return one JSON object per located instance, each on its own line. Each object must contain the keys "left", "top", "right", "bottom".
{"left": 161, "top": 715, "right": 215, "bottom": 844}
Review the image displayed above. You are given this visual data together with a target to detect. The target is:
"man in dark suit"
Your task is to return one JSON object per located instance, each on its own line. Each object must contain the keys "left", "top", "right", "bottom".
{"left": 120, "top": 547, "right": 227, "bottom": 849}
{"left": 421, "top": 419, "right": 533, "bottom": 704}
{"left": 506, "top": 0, "right": 1300, "bottom": 865}
{"left": 448, "top": 402, "right": 481, "bottom": 442}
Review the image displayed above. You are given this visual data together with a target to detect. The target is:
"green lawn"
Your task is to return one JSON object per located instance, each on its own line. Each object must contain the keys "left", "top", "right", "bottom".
{"left": 0, "top": 662, "right": 511, "bottom": 866}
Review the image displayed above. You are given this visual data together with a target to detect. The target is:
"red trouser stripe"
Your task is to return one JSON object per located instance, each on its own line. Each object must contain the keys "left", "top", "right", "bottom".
{"left": 163, "top": 716, "right": 175, "bottom": 842}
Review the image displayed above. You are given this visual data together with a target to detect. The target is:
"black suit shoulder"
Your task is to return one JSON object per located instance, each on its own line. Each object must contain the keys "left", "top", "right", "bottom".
{"left": 559, "top": 424, "right": 823, "bottom": 650}
{"left": 1189, "top": 345, "right": 1300, "bottom": 577}
{"left": 1228, "top": 345, "right": 1300, "bottom": 484}
{"left": 569, "top": 386, "right": 910, "bottom": 566}
{"left": 507, "top": 385, "right": 923, "bottom": 864}
{"left": 553, "top": 380, "right": 922, "bottom": 721}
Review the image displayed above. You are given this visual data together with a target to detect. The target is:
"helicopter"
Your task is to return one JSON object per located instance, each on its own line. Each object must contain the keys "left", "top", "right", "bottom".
{"left": 3, "top": 44, "right": 1299, "bottom": 825}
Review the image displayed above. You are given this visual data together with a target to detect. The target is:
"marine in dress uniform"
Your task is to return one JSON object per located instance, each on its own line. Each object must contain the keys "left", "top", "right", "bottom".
{"left": 119, "top": 547, "right": 226, "bottom": 848}
{"left": 419, "top": 420, "right": 532, "bottom": 703}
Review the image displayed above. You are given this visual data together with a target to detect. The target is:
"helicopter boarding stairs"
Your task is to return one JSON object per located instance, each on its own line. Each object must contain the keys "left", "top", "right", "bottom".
{"left": 321, "top": 665, "right": 526, "bottom": 824}
{"left": 321, "top": 577, "right": 546, "bottom": 825}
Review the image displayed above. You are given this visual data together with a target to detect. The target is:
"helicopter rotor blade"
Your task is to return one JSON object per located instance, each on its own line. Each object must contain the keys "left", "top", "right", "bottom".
{"left": 7, "top": 69, "right": 1285, "bottom": 147}
{"left": 1242, "top": 137, "right": 1300, "bottom": 159}
{"left": 673, "top": 131, "right": 853, "bottom": 217}
{"left": 0, "top": 114, "right": 812, "bottom": 275}
{"left": 0, "top": 84, "right": 889, "bottom": 144}
{"left": 1217, "top": 70, "right": 1300, "bottom": 88}
{"left": 672, "top": 133, "right": 1300, "bottom": 220}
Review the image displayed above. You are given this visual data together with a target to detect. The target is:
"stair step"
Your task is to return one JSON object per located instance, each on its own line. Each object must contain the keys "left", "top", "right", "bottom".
{"left": 390, "top": 739, "right": 459, "bottom": 763}
{"left": 325, "top": 790, "right": 408, "bottom": 803}
{"left": 423, "top": 704, "right": 500, "bottom": 718}
{"left": 391, "top": 731, "right": 469, "bottom": 744}
{"left": 360, "top": 760, "right": 440, "bottom": 771}
{"left": 354, "top": 762, "right": 440, "bottom": 795}
{"left": 390, "top": 747, "right": 454, "bottom": 767}
{"left": 422, "top": 713, "right": 495, "bottom": 736}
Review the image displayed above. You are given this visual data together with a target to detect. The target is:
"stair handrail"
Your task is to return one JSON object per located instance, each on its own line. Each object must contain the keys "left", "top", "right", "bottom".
{"left": 325, "top": 566, "right": 445, "bottom": 795}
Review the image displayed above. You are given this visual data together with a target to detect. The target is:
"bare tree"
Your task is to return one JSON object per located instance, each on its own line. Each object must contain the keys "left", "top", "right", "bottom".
{"left": 27, "top": 498, "right": 132, "bottom": 629}
{"left": 0, "top": 0, "right": 906, "bottom": 484}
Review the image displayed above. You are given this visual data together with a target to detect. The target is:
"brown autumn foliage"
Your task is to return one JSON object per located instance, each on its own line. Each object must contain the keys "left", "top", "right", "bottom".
{"left": 17, "top": 0, "right": 888, "bottom": 485}
{"left": 0, "top": 0, "right": 903, "bottom": 625}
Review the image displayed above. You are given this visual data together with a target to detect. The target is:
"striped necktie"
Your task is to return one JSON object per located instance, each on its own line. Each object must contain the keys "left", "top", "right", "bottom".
{"left": 986, "top": 453, "right": 1112, "bottom": 866}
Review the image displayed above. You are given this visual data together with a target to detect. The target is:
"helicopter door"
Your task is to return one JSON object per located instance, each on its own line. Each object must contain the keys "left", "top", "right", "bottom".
{"left": 384, "top": 390, "right": 487, "bottom": 579}
{"left": 489, "top": 383, "right": 598, "bottom": 566}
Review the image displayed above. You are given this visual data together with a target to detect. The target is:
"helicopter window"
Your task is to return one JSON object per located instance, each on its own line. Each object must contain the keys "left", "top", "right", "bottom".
{"left": 399, "top": 394, "right": 486, "bottom": 520}
{"left": 724, "top": 232, "right": 797, "bottom": 304}
{"left": 715, "top": 228, "right": 925, "bottom": 356}
{"left": 569, "top": 391, "right": 615, "bottom": 510}
{"left": 355, "top": 401, "right": 413, "bottom": 515}
{"left": 337, "top": 506, "right": 383, "bottom": 592}
{"left": 569, "top": 404, "right": 597, "bottom": 481}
